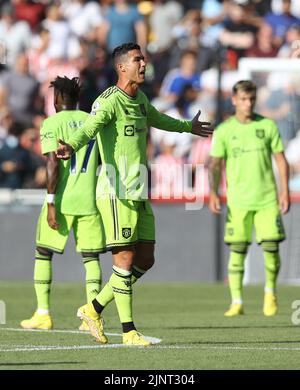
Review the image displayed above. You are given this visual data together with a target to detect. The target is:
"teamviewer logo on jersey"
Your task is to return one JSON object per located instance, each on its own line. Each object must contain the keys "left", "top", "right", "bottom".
{"left": 122, "top": 228, "right": 132, "bottom": 239}
{"left": 124, "top": 125, "right": 135, "bottom": 136}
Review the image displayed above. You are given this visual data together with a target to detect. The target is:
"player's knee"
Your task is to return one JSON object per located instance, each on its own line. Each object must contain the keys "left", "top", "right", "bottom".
{"left": 261, "top": 241, "right": 279, "bottom": 253}
{"left": 230, "top": 242, "right": 248, "bottom": 255}
{"left": 139, "top": 254, "right": 155, "bottom": 271}
{"left": 36, "top": 247, "right": 53, "bottom": 259}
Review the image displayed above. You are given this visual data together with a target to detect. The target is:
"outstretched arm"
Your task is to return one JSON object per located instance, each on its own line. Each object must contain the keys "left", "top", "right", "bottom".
{"left": 207, "top": 156, "right": 223, "bottom": 214}
{"left": 274, "top": 152, "right": 290, "bottom": 214}
{"left": 147, "top": 104, "right": 213, "bottom": 137}
{"left": 46, "top": 152, "right": 60, "bottom": 230}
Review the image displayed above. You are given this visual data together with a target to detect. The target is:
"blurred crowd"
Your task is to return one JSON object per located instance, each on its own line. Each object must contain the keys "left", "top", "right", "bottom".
{"left": 0, "top": 0, "right": 299, "bottom": 195}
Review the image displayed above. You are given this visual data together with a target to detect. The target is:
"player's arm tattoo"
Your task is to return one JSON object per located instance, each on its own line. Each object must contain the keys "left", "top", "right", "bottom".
{"left": 207, "top": 156, "right": 222, "bottom": 194}
{"left": 46, "top": 152, "right": 59, "bottom": 194}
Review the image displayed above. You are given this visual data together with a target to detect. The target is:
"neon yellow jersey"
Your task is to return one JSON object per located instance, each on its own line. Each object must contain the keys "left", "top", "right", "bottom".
{"left": 68, "top": 86, "right": 192, "bottom": 200}
{"left": 40, "top": 110, "right": 99, "bottom": 215}
{"left": 210, "top": 114, "right": 284, "bottom": 210}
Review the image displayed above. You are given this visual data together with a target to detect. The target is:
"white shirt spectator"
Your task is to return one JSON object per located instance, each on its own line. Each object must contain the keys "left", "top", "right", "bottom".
{"left": 0, "top": 20, "right": 32, "bottom": 66}
{"left": 61, "top": 1, "right": 103, "bottom": 38}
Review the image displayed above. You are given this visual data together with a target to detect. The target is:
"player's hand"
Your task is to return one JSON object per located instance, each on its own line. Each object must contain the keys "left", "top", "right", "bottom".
{"left": 191, "top": 110, "right": 214, "bottom": 138}
{"left": 47, "top": 204, "right": 60, "bottom": 230}
{"left": 56, "top": 139, "right": 74, "bottom": 160}
{"left": 279, "top": 192, "right": 290, "bottom": 214}
{"left": 209, "top": 192, "right": 221, "bottom": 214}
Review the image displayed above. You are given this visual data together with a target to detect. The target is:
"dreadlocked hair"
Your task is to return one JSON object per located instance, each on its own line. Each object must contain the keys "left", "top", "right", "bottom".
{"left": 50, "top": 76, "right": 81, "bottom": 103}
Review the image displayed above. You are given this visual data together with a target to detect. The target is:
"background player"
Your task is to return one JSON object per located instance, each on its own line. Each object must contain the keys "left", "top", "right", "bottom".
{"left": 56, "top": 43, "right": 213, "bottom": 346}
{"left": 208, "top": 80, "right": 290, "bottom": 317}
{"left": 21, "top": 76, "right": 105, "bottom": 330}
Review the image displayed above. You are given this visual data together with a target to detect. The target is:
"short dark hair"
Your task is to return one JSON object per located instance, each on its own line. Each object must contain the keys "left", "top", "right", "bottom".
{"left": 232, "top": 80, "right": 256, "bottom": 95}
{"left": 50, "top": 76, "right": 81, "bottom": 103}
{"left": 112, "top": 42, "right": 141, "bottom": 67}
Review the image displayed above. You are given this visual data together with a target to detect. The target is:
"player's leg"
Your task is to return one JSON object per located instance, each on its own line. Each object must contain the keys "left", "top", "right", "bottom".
{"left": 21, "top": 205, "right": 72, "bottom": 329}
{"left": 74, "top": 213, "right": 106, "bottom": 330}
{"left": 133, "top": 200, "right": 155, "bottom": 282}
{"left": 77, "top": 196, "right": 150, "bottom": 345}
{"left": 255, "top": 205, "right": 285, "bottom": 316}
{"left": 21, "top": 246, "right": 54, "bottom": 330}
{"left": 224, "top": 207, "right": 253, "bottom": 316}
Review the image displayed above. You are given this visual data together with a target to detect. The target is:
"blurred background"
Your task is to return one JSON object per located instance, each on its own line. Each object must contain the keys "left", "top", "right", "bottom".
{"left": 0, "top": 0, "right": 300, "bottom": 285}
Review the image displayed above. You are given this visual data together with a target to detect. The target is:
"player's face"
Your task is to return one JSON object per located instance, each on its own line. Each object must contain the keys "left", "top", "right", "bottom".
{"left": 232, "top": 90, "right": 256, "bottom": 117}
{"left": 122, "top": 49, "right": 146, "bottom": 84}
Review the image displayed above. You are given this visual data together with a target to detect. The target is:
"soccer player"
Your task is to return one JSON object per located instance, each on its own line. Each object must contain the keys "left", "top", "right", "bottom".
{"left": 208, "top": 80, "right": 290, "bottom": 317}
{"left": 56, "top": 43, "right": 213, "bottom": 346}
{"left": 21, "top": 76, "right": 105, "bottom": 330}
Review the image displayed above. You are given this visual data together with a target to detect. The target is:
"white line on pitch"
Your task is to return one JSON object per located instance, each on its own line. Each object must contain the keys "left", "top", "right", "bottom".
{"left": 0, "top": 327, "right": 162, "bottom": 344}
{"left": 1, "top": 344, "right": 300, "bottom": 353}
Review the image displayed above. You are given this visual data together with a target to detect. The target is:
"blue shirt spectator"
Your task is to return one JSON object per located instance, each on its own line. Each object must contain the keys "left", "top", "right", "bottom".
{"left": 106, "top": 4, "right": 144, "bottom": 52}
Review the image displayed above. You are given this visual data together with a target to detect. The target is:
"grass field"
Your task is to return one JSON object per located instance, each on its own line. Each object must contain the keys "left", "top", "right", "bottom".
{"left": 0, "top": 282, "right": 300, "bottom": 370}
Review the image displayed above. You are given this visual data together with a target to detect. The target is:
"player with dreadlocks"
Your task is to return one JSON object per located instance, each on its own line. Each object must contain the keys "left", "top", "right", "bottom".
{"left": 21, "top": 76, "right": 105, "bottom": 330}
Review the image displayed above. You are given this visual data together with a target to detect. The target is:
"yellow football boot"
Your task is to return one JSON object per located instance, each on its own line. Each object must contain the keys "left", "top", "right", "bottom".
{"left": 77, "top": 303, "right": 108, "bottom": 344}
{"left": 20, "top": 312, "right": 53, "bottom": 330}
{"left": 263, "top": 292, "right": 278, "bottom": 316}
{"left": 123, "top": 330, "right": 151, "bottom": 346}
{"left": 224, "top": 303, "right": 244, "bottom": 317}
{"left": 78, "top": 320, "right": 90, "bottom": 331}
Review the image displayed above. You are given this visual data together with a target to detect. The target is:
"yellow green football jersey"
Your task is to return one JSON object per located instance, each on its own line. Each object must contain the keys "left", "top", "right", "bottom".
{"left": 210, "top": 114, "right": 284, "bottom": 210}
{"left": 40, "top": 110, "right": 99, "bottom": 215}
{"left": 68, "top": 86, "right": 192, "bottom": 201}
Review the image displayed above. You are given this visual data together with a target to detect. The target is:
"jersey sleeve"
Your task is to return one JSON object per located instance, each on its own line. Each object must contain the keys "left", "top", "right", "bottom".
{"left": 68, "top": 98, "right": 114, "bottom": 151}
{"left": 270, "top": 120, "right": 284, "bottom": 154}
{"left": 210, "top": 126, "right": 226, "bottom": 158}
{"left": 147, "top": 101, "right": 192, "bottom": 133}
{"left": 40, "top": 118, "right": 57, "bottom": 155}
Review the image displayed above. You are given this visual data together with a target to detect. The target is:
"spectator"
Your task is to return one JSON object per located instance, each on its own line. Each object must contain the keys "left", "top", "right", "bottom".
{"left": 246, "top": 22, "right": 278, "bottom": 57}
{"left": 99, "top": 0, "right": 147, "bottom": 54}
{"left": 201, "top": 0, "right": 230, "bottom": 48}
{"left": 271, "top": 0, "right": 300, "bottom": 18}
{"left": 277, "top": 24, "right": 300, "bottom": 58}
{"left": 159, "top": 50, "right": 201, "bottom": 105}
{"left": 148, "top": 0, "right": 183, "bottom": 54}
{"left": 0, "top": 52, "right": 40, "bottom": 126}
{"left": 28, "top": 27, "right": 51, "bottom": 83}
{"left": 151, "top": 84, "right": 196, "bottom": 161}
{"left": 42, "top": 3, "right": 71, "bottom": 59}
{"left": 13, "top": 0, "right": 46, "bottom": 30}
{"left": 218, "top": 0, "right": 257, "bottom": 68}
{"left": 20, "top": 126, "right": 46, "bottom": 188}
{"left": 61, "top": 0, "right": 104, "bottom": 41}
{"left": 0, "top": 3, "right": 32, "bottom": 66}
{"left": 0, "top": 121, "right": 33, "bottom": 189}
{"left": 264, "top": 0, "right": 300, "bottom": 46}
{"left": 170, "top": 9, "right": 216, "bottom": 71}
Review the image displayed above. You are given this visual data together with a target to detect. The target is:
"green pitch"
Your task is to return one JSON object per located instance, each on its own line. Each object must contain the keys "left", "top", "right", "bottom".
{"left": 0, "top": 282, "right": 300, "bottom": 370}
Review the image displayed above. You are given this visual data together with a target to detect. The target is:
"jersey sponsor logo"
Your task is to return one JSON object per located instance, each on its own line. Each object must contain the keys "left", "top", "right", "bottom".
{"left": 256, "top": 129, "right": 265, "bottom": 139}
{"left": 41, "top": 132, "right": 54, "bottom": 141}
{"left": 122, "top": 227, "right": 132, "bottom": 239}
{"left": 124, "top": 125, "right": 135, "bottom": 136}
{"left": 232, "top": 147, "right": 242, "bottom": 158}
{"left": 139, "top": 104, "right": 146, "bottom": 116}
{"left": 91, "top": 101, "right": 100, "bottom": 116}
